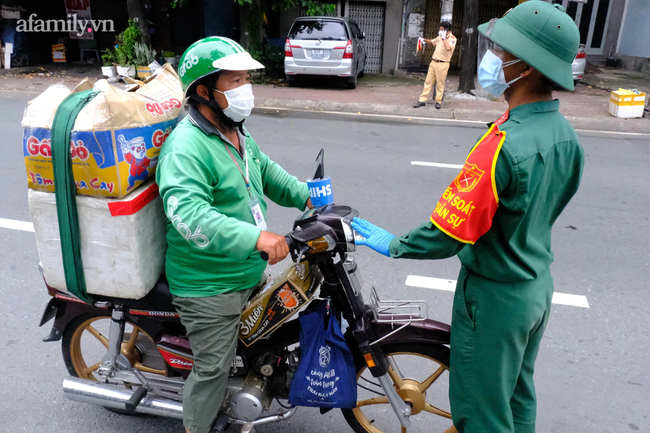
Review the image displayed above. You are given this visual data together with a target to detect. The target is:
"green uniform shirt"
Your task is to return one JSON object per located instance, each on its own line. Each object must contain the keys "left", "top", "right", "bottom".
{"left": 389, "top": 100, "right": 584, "bottom": 282}
{"left": 156, "top": 107, "right": 310, "bottom": 297}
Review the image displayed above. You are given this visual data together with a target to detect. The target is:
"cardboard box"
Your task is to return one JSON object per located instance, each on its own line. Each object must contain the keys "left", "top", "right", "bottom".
{"left": 609, "top": 88, "right": 646, "bottom": 118}
{"left": 29, "top": 179, "right": 167, "bottom": 299}
{"left": 22, "top": 63, "right": 183, "bottom": 198}
{"left": 239, "top": 261, "right": 323, "bottom": 347}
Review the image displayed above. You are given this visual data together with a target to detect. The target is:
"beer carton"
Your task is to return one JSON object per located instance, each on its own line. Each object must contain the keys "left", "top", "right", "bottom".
{"left": 239, "top": 261, "right": 323, "bottom": 347}
{"left": 22, "top": 63, "right": 183, "bottom": 198}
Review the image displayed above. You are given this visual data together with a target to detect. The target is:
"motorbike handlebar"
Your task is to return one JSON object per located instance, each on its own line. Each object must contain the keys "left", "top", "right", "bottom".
{"left": 259, "top": 236, "right": 295, "bottom": 262}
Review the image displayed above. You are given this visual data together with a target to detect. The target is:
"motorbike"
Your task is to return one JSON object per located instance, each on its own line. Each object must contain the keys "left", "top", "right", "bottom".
{"left": 39, "top": 204, "right": 453, "bottom": 432}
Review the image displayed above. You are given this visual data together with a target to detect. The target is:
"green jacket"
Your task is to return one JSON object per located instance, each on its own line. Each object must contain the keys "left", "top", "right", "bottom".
{"left": 389, "top": 100, "right": 584, "bottom": 282}
{"left": 156, "top": 107, "right": 310, "bottom": 297}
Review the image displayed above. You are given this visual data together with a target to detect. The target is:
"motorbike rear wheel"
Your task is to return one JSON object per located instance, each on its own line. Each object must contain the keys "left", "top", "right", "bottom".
{"left": 342, "top": 343, "right": 452, "bottom": 433}
{"left": 62, "top": 314, "right": 170, "bottom": 381}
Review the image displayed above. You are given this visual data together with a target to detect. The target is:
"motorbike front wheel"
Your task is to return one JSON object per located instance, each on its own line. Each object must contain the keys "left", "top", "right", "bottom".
{"left": 342, "top": 343, "right": 452, "bottom": 433}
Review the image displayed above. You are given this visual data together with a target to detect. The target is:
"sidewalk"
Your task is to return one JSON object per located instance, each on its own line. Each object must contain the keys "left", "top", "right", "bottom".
{"left": 2, "top": 63, "right": 649, "bottom": 134}
{"left": 253, "top": 72, "right": 650, "bottom": 133}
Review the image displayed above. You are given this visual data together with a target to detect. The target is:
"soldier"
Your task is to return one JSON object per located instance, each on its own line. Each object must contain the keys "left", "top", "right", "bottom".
{"left": 353, "top": 2, "right": 584, "bottom": 432}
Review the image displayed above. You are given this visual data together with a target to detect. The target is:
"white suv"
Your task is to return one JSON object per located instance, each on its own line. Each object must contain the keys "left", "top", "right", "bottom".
{"left": 284, "top": 17, "right": 367, "bottom": 89}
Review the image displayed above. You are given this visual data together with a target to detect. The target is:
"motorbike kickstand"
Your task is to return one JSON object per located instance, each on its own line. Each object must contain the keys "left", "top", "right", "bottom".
{"left": 241, "top": 423, "right": 255, "bottom": 433}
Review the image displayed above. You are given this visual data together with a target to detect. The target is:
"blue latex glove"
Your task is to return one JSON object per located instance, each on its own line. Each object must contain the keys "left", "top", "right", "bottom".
{"left": 351, "top": 217, "right": 395, "bottom": 257}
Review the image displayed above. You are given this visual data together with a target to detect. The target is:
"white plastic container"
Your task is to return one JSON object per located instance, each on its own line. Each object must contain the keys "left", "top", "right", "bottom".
{"left": 609, "top": 89, "right": 646, "bottom": 118}
{"left": 117, "top": 65, "right": 136, "bottom": 77}
{"left": 101, "top": 65, "right": 117, "bottom": 77}
{"left": 29, "top": 179, "right": 167, "bottom": 299}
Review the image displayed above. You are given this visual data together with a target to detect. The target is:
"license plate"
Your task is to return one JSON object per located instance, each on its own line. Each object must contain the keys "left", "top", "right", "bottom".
{"left": 312, "top": 49, "right": 324, "bottom": 59}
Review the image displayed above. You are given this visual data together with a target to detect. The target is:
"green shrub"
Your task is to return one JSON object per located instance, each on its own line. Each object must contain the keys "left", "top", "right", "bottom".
{"left": 114, "top": 19, "right": 142, "bottom": 65}
{"left": 134, "top": 42, "right": 157, "bottom": 65}
{"left": 101, "top": 48, "right": 116, "bottom": 66}
{"left": 250, "top": 43, "right": 285, "bottom": 78}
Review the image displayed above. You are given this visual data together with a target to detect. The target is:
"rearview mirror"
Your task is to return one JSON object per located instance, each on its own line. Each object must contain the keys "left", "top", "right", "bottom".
{"left": 361, "top": 32, "right": 366, "bottom": 39}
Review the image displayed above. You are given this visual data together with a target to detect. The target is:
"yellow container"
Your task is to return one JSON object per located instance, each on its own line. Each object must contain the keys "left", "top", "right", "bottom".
{"left": 137, "top": 65, "right": 153, "bottom": 79}
{"left": 609, "top": 88, "right": 646, "bottom": 118}
{"left": 52, "top": 44, "right": 66, "bottom": 63}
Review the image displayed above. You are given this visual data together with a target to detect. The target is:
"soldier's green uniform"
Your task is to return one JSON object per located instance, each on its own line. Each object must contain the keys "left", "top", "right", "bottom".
{"left": 352, "top": 2, "right": 584, "bottom": 432}
{"left": 389, "top": 99, "right": 584, "bottom": 432}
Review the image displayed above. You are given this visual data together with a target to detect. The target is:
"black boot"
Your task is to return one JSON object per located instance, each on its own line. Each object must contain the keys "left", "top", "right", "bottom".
{"left": 413, "top": 101, "right": 426, "bottom": 108}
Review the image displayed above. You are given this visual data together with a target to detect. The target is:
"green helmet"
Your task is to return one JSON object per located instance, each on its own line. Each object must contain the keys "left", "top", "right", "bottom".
{"left": 178, "top": 36, "right": 264, "bottom": 96}
{"left": 478, "top": 1, "right": 580, "bottom": 91}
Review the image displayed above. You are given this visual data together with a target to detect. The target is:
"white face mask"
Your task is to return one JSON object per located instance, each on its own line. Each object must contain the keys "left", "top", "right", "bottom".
{"left": 477, "top": 50, "right": 522, "bottom": 97}
{"left": 214, "top": 83, "right": 255, "bottom": 122}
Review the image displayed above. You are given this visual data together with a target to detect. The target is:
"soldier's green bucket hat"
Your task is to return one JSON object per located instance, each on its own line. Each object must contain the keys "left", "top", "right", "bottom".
{"left": 478, "top": 0, "right": 580, "bottom": 91}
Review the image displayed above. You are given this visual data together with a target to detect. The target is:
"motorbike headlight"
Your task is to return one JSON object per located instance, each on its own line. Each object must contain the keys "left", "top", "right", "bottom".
{"left": 307, "top": 234, "right": 336, "bottom": 253}
{"left": 341, "top": 218, "right": 357, "bottom": 252}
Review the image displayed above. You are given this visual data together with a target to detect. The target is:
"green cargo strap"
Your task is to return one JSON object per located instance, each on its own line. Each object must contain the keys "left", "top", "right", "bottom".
{"left": 51, "top": 89, "right": 100, "bottom": 305}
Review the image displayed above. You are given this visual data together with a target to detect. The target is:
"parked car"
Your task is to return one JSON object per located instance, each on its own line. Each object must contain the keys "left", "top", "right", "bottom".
{"left": 284, "top": 17, "right": 367, "bottom": 89}
{"left": 572, "top": 44, "right": 587, "bottom": 82}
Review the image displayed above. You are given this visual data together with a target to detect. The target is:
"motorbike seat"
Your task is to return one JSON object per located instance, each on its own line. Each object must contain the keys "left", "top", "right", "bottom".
{"left": 93, "top": 275, "right": 176, "bottom": 313}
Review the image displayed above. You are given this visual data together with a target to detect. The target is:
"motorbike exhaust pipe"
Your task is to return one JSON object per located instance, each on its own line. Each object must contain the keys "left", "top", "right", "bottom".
{"left": 63, "top": 377, "right": 183, "bottom": 419}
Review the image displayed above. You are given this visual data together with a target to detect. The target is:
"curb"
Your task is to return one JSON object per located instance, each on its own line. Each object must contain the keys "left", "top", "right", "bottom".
{"left": 255, "top": 97, "right": 650, "bottom": 134}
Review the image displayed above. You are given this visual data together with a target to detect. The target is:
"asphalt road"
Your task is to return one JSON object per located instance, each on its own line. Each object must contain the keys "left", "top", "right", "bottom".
{"left": 1, "top": 91, "right": 649, "bottom": 433}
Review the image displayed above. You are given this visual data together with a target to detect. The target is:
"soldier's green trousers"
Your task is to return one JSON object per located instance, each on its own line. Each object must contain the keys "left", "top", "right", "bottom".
{"left": 449, "top": 267, "right": 553, "bottom": 433}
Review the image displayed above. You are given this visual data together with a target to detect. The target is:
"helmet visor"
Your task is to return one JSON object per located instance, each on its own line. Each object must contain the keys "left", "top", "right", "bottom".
{"left": 477, "top": 19, "right": 507, "bottom": 69}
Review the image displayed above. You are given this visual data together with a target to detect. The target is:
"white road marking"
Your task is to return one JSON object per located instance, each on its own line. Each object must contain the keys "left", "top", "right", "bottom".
{"left": 406, "top": 275, "right": 457, "bottom": 292}
{"left": 0, "top": 218, "right": 34, "bottom": 232}
{"left": 411, "top": 161, "right": 464, "bottom": 169}
{"left": 406, "top": 275, "right": 590, "bottom": 308}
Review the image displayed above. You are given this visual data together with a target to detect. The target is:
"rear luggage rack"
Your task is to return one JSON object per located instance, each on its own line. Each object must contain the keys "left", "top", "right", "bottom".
{"left": 369, "top": 286, "right": 427, "bottom": 325}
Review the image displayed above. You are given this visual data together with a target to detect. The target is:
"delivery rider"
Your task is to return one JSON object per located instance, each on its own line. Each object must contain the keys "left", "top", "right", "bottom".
{"left": 156, "top": 37, "right": 312, "bottom": 433}
{"left": 352, "top": 2, "right": 584, "bottom": 432}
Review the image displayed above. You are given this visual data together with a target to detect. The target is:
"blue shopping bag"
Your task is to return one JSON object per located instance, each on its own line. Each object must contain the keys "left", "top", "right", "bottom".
{"left": 288, "top": 301, "right": 357, "bottom": 408}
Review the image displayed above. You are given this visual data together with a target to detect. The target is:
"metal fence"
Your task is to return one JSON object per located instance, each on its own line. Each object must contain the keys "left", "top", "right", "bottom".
{"left": 348, "top": 1, "right": 386, "bottom": 73}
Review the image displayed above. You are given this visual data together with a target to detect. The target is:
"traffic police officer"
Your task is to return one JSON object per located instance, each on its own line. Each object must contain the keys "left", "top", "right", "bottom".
{"left": 157, "top": 37, "right": 312, "bottom": 433}
{"left": 352, "top": 2, "right": 584, "bottom": 432}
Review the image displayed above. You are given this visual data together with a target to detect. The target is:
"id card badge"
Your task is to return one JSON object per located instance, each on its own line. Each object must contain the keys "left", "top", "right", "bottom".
{"left": 249, "top": 196, "right": 268, "bottom": 231}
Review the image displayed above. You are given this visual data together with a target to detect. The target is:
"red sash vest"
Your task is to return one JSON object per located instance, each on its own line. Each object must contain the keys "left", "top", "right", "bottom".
{"left": 430, "top": 111, "right": 509, "bottom": 244}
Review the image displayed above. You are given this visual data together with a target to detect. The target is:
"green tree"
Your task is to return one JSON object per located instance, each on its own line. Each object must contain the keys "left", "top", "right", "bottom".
{"left": 173, "top": 0, "right": 335, "bottom": 16}
{"left": 126, "top": 0, "right": 151, "bottom": 46}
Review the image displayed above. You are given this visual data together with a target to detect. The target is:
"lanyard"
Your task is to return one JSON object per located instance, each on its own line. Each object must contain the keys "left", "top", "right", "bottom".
{"left": 224, "top": 142, "right": 252, "bottom": 198}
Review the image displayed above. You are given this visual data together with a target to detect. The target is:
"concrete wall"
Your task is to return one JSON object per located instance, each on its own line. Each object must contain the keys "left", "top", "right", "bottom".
{"left": 381, "top": 0, "right": 403, "bottom": 73}
{"left": 616, "top": 0, "right": 650, "bottom": 58}
{"left": 279, "top": 6, "right": 301, "bottom": 39}
{"left": 600, "top": 0, "right": 626, "bottom": 59}
{"left": 400, "top": 0, "right": 427, "bottom": 70}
